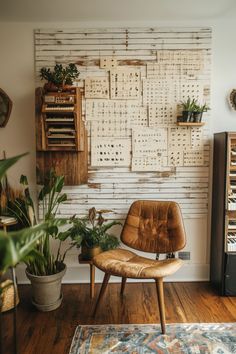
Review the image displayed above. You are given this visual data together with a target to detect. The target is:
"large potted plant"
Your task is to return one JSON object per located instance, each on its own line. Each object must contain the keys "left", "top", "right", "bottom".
{"left": 3, "top": 168, "right": 77, "bottom": 312}
{"left": 40, "top": 63, "right": 79, "bottom": 92}
{"left": 23, "top": 171, "right": 78, "bottom": 311}
{"left": 66, "top": 208, "right": 121, "bottom": 260}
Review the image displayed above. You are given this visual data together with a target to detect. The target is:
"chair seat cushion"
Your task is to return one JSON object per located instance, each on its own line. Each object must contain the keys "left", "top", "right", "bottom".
{"left": 93, "top": 248, "right": 183, "bottom": 279}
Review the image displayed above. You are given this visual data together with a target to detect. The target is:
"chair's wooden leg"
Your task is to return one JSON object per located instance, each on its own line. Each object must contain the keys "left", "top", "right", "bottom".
{"left": 92, "top": 273, "right": 110, "bottom": 317}
{"left": 120, "top": 277, "right": 127, "bottom": 295}
{"left": 90, "top": 264, "right": 95, "bottom": 299}
{"left": 155, "top": 278, "right": 166, "bottom": 334}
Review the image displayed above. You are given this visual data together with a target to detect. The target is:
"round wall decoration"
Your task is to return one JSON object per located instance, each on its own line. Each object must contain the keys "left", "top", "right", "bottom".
{"left": 0, "top": 88, "right": 13, "bottom": 127}
{"left": 229, "top": 89, "right": 236, "bottom": 111}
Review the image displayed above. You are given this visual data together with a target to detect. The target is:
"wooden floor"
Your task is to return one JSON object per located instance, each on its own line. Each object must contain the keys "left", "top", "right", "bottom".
{"left": 2, "top": 282, "right": 236, "bottom": 354}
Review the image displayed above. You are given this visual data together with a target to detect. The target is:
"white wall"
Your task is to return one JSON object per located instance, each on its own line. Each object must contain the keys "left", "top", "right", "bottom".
{"left": 0, "top": 18, "right": 235, "bottom": 283}
{"left": 211, "top": 20, "right": 236, "bottom": 132}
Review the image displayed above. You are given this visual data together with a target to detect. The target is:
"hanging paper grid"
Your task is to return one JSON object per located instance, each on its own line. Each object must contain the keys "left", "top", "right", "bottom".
{"left": 148, "top": 104, "right": 177, "bottom": 127}
{"left": 91, "top": 119, "right": 130, "bottom": 137}
{"left": 132, "top": 156, "right": 168, "bottom": 172}
{"left": 168, "top": 127, "right": 191, "bottom": 151}
{"left": 85, "top": 78, "right": 109, "bottom": 99}
{"left": 156, "top": 50, "right": 204, "bottom": 77}
{"left": 91, "top": 138, "right": 131, "bottom": 166}
{"left": 191, "top": 128, "right": 204, "bottom": 149}
{"left": 85, "top": 100, "right": 147, "bottom": 124}
{"left": 180, "top": 81, "right": 203, "bottom": 102}
{"left": 143, "top": 79, "right": 179, "bottom": 106}
{"left": 183, "top": 150, "right": 204, "bottom": 166}
{"left": 100, "top": 57, "right": 118, "bottom": 69}
{"left": 132, "top": 127, "right": 168, "bottom": 157}
{"left": 91, "top": 108, "right": 148, "bottom": 138}
{"left": 168, "top": 150, "right": 184, "bottom": 167}
{"left": 143, "top": 79, "right": 203, "bottom": 107}
{"left": 147, "top": 63, "right": 182, "bottom": 78}
{"left": 110, "top": 69, "right": 141, "bottom": 99}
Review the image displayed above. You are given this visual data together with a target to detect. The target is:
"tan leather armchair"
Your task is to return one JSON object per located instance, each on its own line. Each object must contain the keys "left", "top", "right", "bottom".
{"left": 92, "top": 200, "right": 186, "bottom": 334}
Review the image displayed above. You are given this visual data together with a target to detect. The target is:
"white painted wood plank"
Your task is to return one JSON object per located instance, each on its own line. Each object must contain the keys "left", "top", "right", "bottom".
{"left": 35, "top": 27, "right": 211, "bottom": 32}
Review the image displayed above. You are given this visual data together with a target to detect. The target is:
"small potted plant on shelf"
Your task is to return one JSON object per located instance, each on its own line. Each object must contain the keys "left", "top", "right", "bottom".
{"left": 40, "top": 63, "right": 80, "bottom": 92}
{"left": 179, "top": 97, "right": 197, "bottom": 122}
{"left": 65, "top": 208, "right": 121, "bottom": 260}
{"left": 192, "top": 103, "right": 210, "bottom": 123}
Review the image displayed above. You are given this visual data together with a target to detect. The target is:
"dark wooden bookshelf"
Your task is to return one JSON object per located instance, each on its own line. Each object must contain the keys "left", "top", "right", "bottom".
{"left": 211, "top": 132, "right": 236, "bottom": 295}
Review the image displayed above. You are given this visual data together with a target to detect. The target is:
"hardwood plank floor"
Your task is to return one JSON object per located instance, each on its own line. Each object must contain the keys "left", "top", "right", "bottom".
{"left": 2, "top": 282, "right": 236, "bottom": 354}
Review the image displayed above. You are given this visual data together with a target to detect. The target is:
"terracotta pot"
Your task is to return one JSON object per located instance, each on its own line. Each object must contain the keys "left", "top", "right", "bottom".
{"left": 25, "top": 264, "right": 66, "bottom": 312}
{"left": 0, "top": 279, "right": 19, "bottom": 312}
{"left": 81, "top": 245, "right": 102, "bottom": 260}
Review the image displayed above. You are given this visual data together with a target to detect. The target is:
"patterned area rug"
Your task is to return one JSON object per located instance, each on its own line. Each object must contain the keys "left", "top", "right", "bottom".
{"left": 69, "top": 323, "right": 236, "bottom": 354}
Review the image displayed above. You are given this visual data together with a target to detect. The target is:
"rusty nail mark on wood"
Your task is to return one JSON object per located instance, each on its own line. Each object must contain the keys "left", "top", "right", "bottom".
{"left": 158, "top": 168, "right": 176, "bottom": 178}
{"left": 88, "top": 183, "right": 101, "bottom": 189}
{"left": 138, "top": 178, "right": 149, "bottom": 183}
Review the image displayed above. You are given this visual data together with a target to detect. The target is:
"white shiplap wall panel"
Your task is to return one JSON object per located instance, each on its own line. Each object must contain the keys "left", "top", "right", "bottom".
{"left": 35, "top": 27, "right": 211, "bottom": 221}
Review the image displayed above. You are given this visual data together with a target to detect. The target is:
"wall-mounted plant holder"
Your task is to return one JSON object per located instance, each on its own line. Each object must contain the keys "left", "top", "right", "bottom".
{"left": 229, "top": 89, "right": 236, "bottom": 110}
{"left": 35, "top": 87, "right": 88, "bottom": 186}
{"left": 0, "top": 88, "right": 13, "bottom": 127}
{"left": 177, "top": 122, "right": 205, "bottom": 127}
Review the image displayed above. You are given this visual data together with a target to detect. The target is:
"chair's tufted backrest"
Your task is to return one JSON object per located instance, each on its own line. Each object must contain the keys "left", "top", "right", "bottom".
{"left": 121, "top": 200, "right": 186, "bottom": 253}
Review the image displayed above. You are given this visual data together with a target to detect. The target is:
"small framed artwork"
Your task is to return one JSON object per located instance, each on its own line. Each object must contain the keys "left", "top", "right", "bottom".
{"left": 0, "top": 88, "right": 13, "bottom": 127}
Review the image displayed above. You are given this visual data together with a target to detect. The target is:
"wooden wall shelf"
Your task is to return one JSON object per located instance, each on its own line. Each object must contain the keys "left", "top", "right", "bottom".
{"left": 177, "top": 122, "right": 205, "bottom": 127}
{"left": 35, "top": 87, "right": 88, "bottom": 185}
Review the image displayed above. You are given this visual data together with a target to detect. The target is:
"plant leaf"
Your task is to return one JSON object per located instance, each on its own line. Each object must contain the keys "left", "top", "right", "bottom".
{"left": 20, "top": 174, "right": 28, "bottom": 186}
{"left": 57, "top": 193, "right": 67, "bottom": 204}
{"left": 54, "top": 176, "right": 65, "bottom": 193}
{"left": 88, "top": 207, "right": 96, "bottom": 224}
{"left": 0, "top": 153, "right": 28, "bottom": 181}
{"left": 0, "top": 222, "right": 49, "bottom": 272}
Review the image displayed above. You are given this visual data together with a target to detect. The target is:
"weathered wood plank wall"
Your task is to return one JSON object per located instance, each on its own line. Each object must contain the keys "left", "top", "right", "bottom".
{"left": 35, "top": 27, "right": 211, "bottom": 221}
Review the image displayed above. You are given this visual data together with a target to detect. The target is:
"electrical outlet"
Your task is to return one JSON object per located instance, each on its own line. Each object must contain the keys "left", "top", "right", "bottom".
{"left": 178, "top": 251, "right": 190, "bottom": 260}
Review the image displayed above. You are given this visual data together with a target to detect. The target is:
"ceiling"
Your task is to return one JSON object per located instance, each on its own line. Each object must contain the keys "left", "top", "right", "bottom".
{"left": 0, "top": 0, "right": 235, "bottom": 22}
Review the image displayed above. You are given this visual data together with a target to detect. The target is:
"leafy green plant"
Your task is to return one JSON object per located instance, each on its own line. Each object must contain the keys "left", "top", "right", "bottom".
{"left": 40, "top": 63, "right": 79, "bottom": 87}
{"left": 193, "top": 103, "right": 210, "bottom": 113}
{"left": 180, "top": 97, "right": 197, "bottom": 112}
{"left": 65, "top": 208, "right": 121, "bottom": 251}
{"left": 7, "top": 175, "right": 37, "bottom": 228}
{"left": 1, "top": 164, "right": 75, "bottom": 276}
{"left": 25, "top": 170, "right": 74, "bottom": 276}
{"left": 0, "top": 223, "right": 55, "bottom": 275}
{"left": 0, "top": 154, "right": 51, "bottom": 277}
{"left": 0, "top": 153, "right": 27, "bottom": 181}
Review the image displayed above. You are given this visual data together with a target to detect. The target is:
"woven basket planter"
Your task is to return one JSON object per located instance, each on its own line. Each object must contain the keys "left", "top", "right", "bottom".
{"left": 0, "top": 279, "right": 19, "bottom": 312}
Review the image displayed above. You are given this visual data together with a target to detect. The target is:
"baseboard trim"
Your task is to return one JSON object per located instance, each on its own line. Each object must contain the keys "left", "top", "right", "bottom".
{"left": 16, "top": 263, "right": 209, "bottom": 284}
